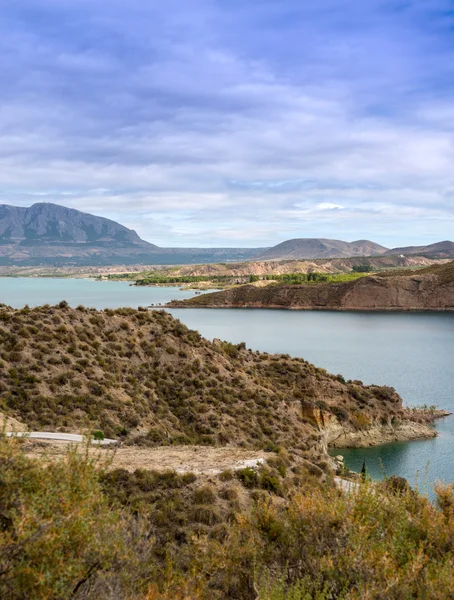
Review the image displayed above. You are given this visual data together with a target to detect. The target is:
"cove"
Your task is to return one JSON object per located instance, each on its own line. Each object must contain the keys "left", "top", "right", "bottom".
{"left": 1, "top": 278, "right": 453, "bottom": 490}
{"left": 169, "top": 308, "right": 454, "bottom": 491}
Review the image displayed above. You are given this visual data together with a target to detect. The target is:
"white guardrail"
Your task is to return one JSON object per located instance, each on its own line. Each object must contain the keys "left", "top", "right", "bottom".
{"left": 6, "top": 432, "right": 118, "bottom": 446}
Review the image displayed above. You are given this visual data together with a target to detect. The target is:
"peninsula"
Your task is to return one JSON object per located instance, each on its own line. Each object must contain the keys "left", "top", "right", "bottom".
{"left": 166, "top": 261, "right": 454, "bottom": 312}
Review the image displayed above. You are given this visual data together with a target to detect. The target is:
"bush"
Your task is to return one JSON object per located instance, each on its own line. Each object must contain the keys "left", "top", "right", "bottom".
{"left": 0, "top": 437, "right": 139, "bottom": 599}
{"left": 330, "top": 405, "right": 349, "bottom": 422}
{"left": 236, "top": 467, "right": 259, "bottom": 488}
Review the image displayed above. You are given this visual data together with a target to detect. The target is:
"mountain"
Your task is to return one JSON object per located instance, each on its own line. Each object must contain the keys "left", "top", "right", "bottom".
{"left": 168, "top": 261, "right": 454, "bottom": 312}
{"left": 256, "top": 238, "right": 389, "bottom": 260}
{"left": 0, "top": 202, "right": 153, "bottom": 247}
{"left": 0, "top": 203, "right": 263, "bottom": 266}
{"left": 386, "top": 240, "right": 454, "bottom": 258}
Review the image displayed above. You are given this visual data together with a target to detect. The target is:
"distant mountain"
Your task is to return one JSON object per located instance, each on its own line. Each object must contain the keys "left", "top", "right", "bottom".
{"left": 0, "top": 203, "right": 264, "bottom": 266}
{"left": 256, "top": 238, "right": 389, "bottom": 260}
{"left": 0, "top": 203, "right": 153, "bottom": 247}
{"left": 386, "top": 241, "right": 454, "bottom": 258}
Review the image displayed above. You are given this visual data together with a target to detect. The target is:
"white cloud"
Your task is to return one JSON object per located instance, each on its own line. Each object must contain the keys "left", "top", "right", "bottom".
{"left": 0, "top": 0, "right": 453, "bottom": 247}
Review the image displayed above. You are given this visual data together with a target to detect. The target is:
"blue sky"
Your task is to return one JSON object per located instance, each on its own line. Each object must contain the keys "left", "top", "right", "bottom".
{"left": 1, "top": 0, "right": 454, "bottom": 247}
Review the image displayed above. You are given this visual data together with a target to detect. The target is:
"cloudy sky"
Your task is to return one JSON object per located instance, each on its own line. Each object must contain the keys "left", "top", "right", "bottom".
{"left": 1, "top": 1, "right": 454, "bottom": 247}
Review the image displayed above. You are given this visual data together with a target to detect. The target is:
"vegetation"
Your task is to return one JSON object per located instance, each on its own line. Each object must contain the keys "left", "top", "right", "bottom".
{"left": 134, "top": 274, "right": 233, "bottom": 285}
{"left": 0, "top": 303, "right": 409, "bottom": 457}
{"left": 1, "top": 435, "right": 454, "bottom": 599}
{"left": 352, "top": 265, "right": 374, "bottom": 273}
{"left": 261, "top": 272, "right": 367, "bottom": 284}
{"left": 1, "top": 302, "right": 452, "bottom": 598}
{"left": 106, "top": 271, "right": 368, "bottom": 287}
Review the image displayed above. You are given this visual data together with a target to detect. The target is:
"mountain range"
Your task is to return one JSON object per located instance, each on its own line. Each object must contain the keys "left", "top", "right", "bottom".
{"left": 0, "top": 203, "right": 262, "bottom": 266}
{"left": 0, "top": 203, "right": 452, "bottom": 266}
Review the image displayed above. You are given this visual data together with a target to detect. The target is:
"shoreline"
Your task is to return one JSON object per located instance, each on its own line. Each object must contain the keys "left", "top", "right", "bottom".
{"left": 166, "top": 302, "right": 454, "bottom": 312}
{"left": 327, "top": 410, "right": 451, "bottom": 450}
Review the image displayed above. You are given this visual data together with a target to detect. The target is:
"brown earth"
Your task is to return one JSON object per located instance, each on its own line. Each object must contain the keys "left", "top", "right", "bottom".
{"left": 20, "top": 440, "right": 271, "bottom": 474}
{"left": 167, "top": 261, "right": 454, "bottom": 312}
{"left": 0, "top": 303, "right": 445, "bottom": 471}
{"left": 0, "top": 412, "right": 28, "bottom": 432}
{"left": 0, "top": 254, "right": 443, "bottom": 279}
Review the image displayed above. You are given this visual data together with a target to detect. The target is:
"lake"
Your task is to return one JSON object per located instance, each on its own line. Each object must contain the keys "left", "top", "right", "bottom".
{"left": 0, "top": 277, "right": 204, "bottom": 308}
{"left": 169, "top": 308, "right": 454, "bottom": 493}
{"left": 1, "top": 278, "right": 453, "bottom": 491}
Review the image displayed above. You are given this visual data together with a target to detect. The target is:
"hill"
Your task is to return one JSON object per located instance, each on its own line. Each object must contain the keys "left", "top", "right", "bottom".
{"left": 386, "top": 240, "right": 454, "bottom": 258}
{"left": 256, "top": 238, "right": 388, "bottom": 260}
{"left": 0, "top": 202, "right": 151, "bottom": 247}
{"left": 0, "top": 202, "right": 156, "bottom": 265}
{"left": 0, "top": 303, "right": 451, "bottom": 599}
{"left": 0, "top": 253, "right": 443, "bottom": 280}
{"left": 167, "top": 261, "right": 454, "bottom": 312}
{"left": 0, "top": 303, "right": 440, "bottom": 452}
{"left": 0, "top": 203, "right": 263, "bottom": 266}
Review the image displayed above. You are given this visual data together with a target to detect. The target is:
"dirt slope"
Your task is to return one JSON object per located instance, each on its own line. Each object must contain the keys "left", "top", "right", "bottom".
{"left": 0, "top": 303, "right": 440, "bottom": 465}
{"left": 168, "top": 261, "right": 454, "bottom": 312}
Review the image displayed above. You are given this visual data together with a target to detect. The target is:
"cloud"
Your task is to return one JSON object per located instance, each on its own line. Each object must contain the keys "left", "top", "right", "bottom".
{"left": 0, "top": 0, "right": 453, "bottom": 246}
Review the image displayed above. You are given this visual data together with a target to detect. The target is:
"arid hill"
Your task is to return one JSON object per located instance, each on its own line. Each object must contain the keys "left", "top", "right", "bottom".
{"left": 256, "top": 238, "right": 388, "bottom": 260}
{"left": 0, "top": 304, "right": 441, "bottom": 460}
{"left": 385, "top": 240, "right": 454, "bottom": 258}
{"left": 167, "top": 261, "right": 454, "bottom": 312}
{"left": 3, "top": 253, "right": 440, "bottom": 279}
{"left": 1, "top": 303, "right": 452, "bottom": 600}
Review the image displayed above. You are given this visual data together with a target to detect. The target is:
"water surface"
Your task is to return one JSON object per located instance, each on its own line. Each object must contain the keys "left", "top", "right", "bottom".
{"left": 1, "top": 278, "right": 453, "bottom": 490}
{"left": 169, "top": 309, "right": 454, "bottom": 491}
{"left": 0, "top": 277, "right": 203, "bottom": 308}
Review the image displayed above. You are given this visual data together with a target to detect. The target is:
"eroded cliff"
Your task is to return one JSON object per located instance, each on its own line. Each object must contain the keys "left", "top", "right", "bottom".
{"left": 167, "top": 261, "right": 454, "bottom": 311}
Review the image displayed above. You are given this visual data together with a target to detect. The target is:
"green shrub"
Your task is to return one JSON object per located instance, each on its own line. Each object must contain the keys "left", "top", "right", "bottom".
{"left": 236, "top": 467, "right": 260, "bottom": 488}
{"left": 0, "top": 437, "right": 138, "bottom": 599}
{"left": 194, "top": 485, "right": 217, "bottom": 504}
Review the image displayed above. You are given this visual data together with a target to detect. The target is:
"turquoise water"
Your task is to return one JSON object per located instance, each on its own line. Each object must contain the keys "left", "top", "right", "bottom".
{"left": 1, "top": 278, "right": 453, "bottom": 490}
{"left": 0, "top": 277, "right": 204, "bottom": 308}
{"left": 168, "top": 309, "right": 454, "bottom": 491}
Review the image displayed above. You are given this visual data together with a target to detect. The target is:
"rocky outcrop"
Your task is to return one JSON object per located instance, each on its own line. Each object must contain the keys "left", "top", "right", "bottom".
{"left": 0, "top": 412, "right": 27, "bottom": 432}
{"left": 301, "top": 401, "right": 449, "bottom": 453}
{"left": 167, "top": 262, "right": 454, "bottom": 312}
{"left": 325, "top": 419, "right": 438, "bottom": 448}
{"left": 340, "top": 269, "right": 454, "bottom": 311}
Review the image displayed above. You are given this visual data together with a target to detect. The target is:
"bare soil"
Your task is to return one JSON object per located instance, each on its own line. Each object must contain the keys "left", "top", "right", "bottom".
{"left": 22, "top": 440, "right": 270, "bottom": 474}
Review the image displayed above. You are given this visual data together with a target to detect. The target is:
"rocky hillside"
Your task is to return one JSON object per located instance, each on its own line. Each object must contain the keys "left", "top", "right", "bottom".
{"left": 256, "top": 238, "right": 388, "bottom": 260}
{"left": 0, "top": 304, "right": 440, "bottom": 460}
{"left": 0, "top": 203, "right": 151, "bottom": 247}
{"left": 0, "top": 203, "right": 263, "bottom": 266}
{"left": 146, "top": 254, "right": 443, "bottom": 278}
{"left": 168, "top": 261, "right": 454, "bottom": 311}
{"left": 0, "top": 203, "right": 158, "bottom": 265}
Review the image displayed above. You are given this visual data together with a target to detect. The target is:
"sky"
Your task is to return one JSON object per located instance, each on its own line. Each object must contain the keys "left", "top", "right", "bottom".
{"left": 1, "top": 0, "right": 454, "bottom": 248}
